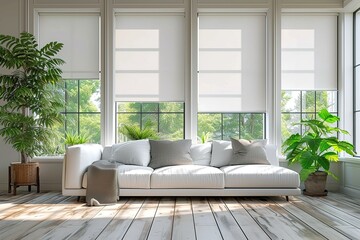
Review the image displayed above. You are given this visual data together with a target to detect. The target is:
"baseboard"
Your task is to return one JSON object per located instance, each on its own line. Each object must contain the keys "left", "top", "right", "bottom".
{"left": 340, "top": 186, "right": 360, "bottom": 198}
{"left": 0, "top": 182, "right": 61, "bottom": 192}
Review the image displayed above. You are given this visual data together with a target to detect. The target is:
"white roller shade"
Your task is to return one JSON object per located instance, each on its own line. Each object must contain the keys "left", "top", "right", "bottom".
{"left": 114, "top": 13, "right": 185, "bottom": 101}
{"left": 198, "top": 14, "right": 266, "bottom": 113}
{"left": 38, "top": 13, "right": 100, "bottom": 79}
{"left": 281, "top": 14, "right": 337, "bottom": 90}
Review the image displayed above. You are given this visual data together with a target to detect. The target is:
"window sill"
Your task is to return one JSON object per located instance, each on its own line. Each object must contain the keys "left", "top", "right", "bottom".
{"left": 32, "top": 155, "right": 64, "bottom": 163}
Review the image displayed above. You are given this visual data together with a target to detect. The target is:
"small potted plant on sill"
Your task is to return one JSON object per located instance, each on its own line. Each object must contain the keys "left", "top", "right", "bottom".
{"left": 0, "top": 32, "right": 65, "bottom": 194}
{"left": 282, "top": 109, "right": 356, "bottom": 196}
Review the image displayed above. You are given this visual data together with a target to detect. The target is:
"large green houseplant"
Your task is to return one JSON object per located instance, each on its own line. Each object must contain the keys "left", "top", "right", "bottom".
{"left": 0, "top": 32, "right": 64, "bottom": 193}
{"left": 282, "top": 109, "right": 355, "bottom": 196}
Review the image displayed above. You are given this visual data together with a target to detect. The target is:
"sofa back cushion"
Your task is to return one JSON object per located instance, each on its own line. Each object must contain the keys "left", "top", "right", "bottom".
{"left": 110, "top": 140, "right": 151, "bottom": 166}
{"left": 149, "top": 139, "right": 193, "bottom": 169}
{"left": 190, "top": 142, "right": 212, "bottom": 165}
{"left": 228, "top": 138, "right": 269, "bottom": 165}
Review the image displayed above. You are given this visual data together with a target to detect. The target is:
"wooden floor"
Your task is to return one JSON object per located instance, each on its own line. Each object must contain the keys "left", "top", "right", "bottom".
{"left": 0, "top": 191, "right": 359, "bottom": 240}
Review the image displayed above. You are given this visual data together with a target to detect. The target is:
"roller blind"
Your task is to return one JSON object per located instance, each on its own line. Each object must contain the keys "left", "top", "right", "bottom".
{"left": 198, "top": 14, "right": 266, "bottom": 112}
{"left": 281, "top": 14, "right": 337, "bottom": 90}
{"left": 114, "top": 13, "right": 185, "bottom": 101}
{"left": 38, "top": 13, "right": 100, "bottom": 79}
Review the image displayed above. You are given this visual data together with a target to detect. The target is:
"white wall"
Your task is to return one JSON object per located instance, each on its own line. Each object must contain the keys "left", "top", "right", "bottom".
{"left": 0, "top": 0, "right": 25, "bottom": 190}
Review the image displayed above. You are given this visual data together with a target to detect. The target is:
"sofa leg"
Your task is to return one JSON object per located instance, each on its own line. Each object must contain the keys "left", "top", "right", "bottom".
{"left": 77, "top": 196, "right": 81, "bottom": 202}
{"left": 285, "top": 196, "right": 289, "bottom": 201}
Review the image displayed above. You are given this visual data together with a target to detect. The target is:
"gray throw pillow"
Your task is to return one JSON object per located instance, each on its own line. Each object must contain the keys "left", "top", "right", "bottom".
{"left": 149, "top": 140, "right": 193, "bottom": 169}
{"left": 228, "top": 138, "right": 269, "bottom": 165}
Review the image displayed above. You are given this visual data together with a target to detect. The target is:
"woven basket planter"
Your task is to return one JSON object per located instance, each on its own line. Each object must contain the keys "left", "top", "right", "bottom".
{"left": 9, "top": 162, "right": 40, "bottom": 195}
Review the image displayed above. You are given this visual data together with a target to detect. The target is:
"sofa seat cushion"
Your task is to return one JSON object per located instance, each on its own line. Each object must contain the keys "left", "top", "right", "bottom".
{"left": 151, "top": 165, "right": 224, "bottom": 189}
{"left": 82, "top": 165, "right": 154, "bottom": 189}
{"left": 221, "top": 165, "right": 300, "bottom": 188}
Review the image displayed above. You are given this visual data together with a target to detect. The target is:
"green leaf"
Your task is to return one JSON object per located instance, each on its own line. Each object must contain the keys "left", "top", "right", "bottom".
{"left": 298, "top": 151, "right": 313, "bottom": 167}
{"left": 318, "top": 109, "right": 339, "bottom": 123}
{"left": 300, "top": 167, "right": 316, "bottom": 181}
{"left": 317, "top": 156, "right": 330, "bottom": 171}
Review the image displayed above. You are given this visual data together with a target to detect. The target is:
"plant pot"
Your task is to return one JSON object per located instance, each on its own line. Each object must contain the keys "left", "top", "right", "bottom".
{"left": 303, "top": 171, "right": 328, "bottom": 196}
{"left": 8, "top": 162, "right": 40, "bottom": 195}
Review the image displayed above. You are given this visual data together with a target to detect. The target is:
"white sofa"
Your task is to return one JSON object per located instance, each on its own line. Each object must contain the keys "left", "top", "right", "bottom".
{"left": 62, "top": 140, "right": 301, "bottom": 198}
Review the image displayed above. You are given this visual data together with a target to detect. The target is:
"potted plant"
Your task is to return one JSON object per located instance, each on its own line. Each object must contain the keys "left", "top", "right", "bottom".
{"left": 65, "top": 132, "right": 90, "bottom": 147}
{"left": 282, "top": 109, "right": 355, "bottom": 196}
{"left": 119, "top": 121, "right": 159, "bottom": 140}
{"left": 0, "top": 32, "right": 65, "bottom": 194}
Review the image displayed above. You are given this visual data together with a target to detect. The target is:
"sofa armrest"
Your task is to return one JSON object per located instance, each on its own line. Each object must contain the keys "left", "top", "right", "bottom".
{"left": 63, "top": 144, "right": 103, "bottom": 189}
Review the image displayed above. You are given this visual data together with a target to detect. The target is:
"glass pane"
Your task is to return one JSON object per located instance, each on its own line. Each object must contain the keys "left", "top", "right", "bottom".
{"left": 159, "top": 114, "right": 184, "bottom": 140}
{"left": 356, "top": 112, "right": 360, "bottom": 155}
{"left": 356, "top": 12, "right": 360, "bottom": 65}
{"left": 197, "top": 113, "right": 221, "bottom": 141}
{"left": 44, "top": 121, "right": 65, "bottom": 155}
{"left": 302, "top": 91, "right": 315, "bottom": 112}
{"left": 159, "top": 102, "right": 184, "bottom": 112}
{"left": 79, "top": 80, "right": 101, "bottom": 112}
{"left": 316, "top": 91, "right": 337, "bottom": 113}
{"left": 65, "top": 80, "right": 78, "bottom": 112}
{"left": 356, "top": 67, "right": 360, "bottom": 110}
{"left": 142, "top": 114, "right": 158, "bottom": 131}
{"left": 281, "top": 91, "right": 300, "bottom": 112}
{"left": 281, "top": 113, "right": 301, "bottom": 144}
{"left": 79, "top": 114, "right": 101, "bottom": 143}
{"left": 64, "top": 114, "right": 79, "bottom": 134}
{"left": 223, "top": 114, "right": 239, "bottom": 140}
{"left": 142, "top": 102, "right": 158, "bottom": 112}
{"left": 240, "top": 114, "right": 264, "bottom": 140}
{"left": 117, "top": 113, "right": 141, "bottom": 143}
{"left": 117, "top": 102, "right": 141, "bottom": 112}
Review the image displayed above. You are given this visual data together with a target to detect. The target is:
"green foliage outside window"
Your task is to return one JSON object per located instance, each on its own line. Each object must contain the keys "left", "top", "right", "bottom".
{"left": 281, "top": 90, "right": 337, "bottom": 145}
{"left": 197, "top": 113, "right": 265, "bottom": 141}
{"left": 116, "top": 102, "right": 184, "bottom": 142}
{"left": 41, "top": 79, "right": 101, "bottom": 155}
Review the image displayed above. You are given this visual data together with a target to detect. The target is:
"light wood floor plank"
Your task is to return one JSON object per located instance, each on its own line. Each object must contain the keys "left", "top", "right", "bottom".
{"left": 314, "top": 195, "right": 360, "bottom": 220}
{"left": 224, "top": 198, "right": 270, "bottom": 240}
{"left": 241, "top": 198, "right": 325, "bottom": 240}
{"left": 122, "top": 198, "right": 159, "bottom": 240}
{"left": 172, "top": 197, "right": 196, "bottom": 240}
{"left": 289, "top": 197, "right": 360, "bottom": 239}
{"left": 96, "top": 198, "right": 144, "bottom": 240}
{"left": 0, "top": 192, "right": 359, "bottom": 240}
{"left": 274, "top": 198, "right": 350, "bottom": 240}
{"left": 0, "top": 195, "right": 73, "bottom": 239}
{"left": 40, "top": 203, "right": 105, "bottom": 240}
{"left": 297, "top": 195, "right": 360, "bottom": 229}
{"left": 192, "top": 198, "right": 223, "bottom": 240}
{"left": 147, "top": 198, "right": 175, "bottom": 240}
{"left": 68, "top": 201, "right": 126, "bottom": 240}
{"left": 209, "top": 198, "right": 247, "bottom": 240}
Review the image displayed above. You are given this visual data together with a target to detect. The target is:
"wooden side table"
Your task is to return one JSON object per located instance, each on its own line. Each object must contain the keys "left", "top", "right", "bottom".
{"left": 8, "top": 163, "right": 40, "bottom": 195}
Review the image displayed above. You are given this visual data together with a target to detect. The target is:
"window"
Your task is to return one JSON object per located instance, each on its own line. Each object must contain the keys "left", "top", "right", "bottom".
{"left": 355, "top": 10, "right": 360, "bottom": 155}
{"left": 116, "top": 102, "right": 184, "bottom": 142}
{"left": 38, "top": 13, "right": 101, "bottom": 153}
{"left": 197, "top": 13, "right": 266, "bottom": 141}
{"left": 114, "top": 12, "right": 186, "bottom": 140}
{"left": 281, "top": 14, "right": 338, "bottom": 143}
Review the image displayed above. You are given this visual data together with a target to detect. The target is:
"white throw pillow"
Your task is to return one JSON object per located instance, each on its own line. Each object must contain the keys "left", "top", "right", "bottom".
{"left": 210, "top": 140, "right": 233, "bottom": 167}
{"left": 190, "top": 142, "right": 212, "bottom": 165}
{"left": 110, "top": 140, "right": 150, "bottom": 166}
